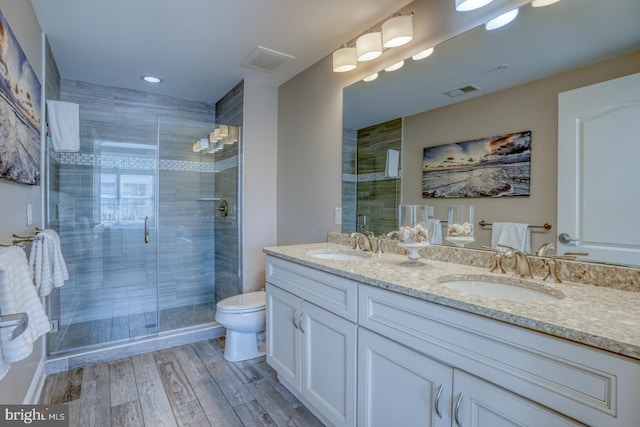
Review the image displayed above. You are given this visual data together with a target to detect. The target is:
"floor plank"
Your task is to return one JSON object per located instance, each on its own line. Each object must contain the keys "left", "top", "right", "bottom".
{"left": 40, "top": 337, "right": 324, "bottom": 427}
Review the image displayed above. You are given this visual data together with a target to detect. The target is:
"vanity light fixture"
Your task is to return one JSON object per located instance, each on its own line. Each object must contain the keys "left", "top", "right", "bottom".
{"left": 382, "top": 14, "right": 413, "bottom": 48}
{"left": 485, "top": 8, "right": 519, "bottom": 30}
{"left": 141, "top": 75, "right": 162, "bottom": 84}
{"left": 363, "top": 73, "right": 379, "bottom": 82}
{"left": 356, "top": 32, "right": 383, "bottom": 62}
{"left": 412, "top": 47, "right": 434, "bottom": 60}
{"left": 455, "top": 0, "right": 494, "bottom": 12}
{"left": 531, "top": 0, "right": 562, "bottom": 6}
{"left": 332, "top": 45, "right": 357, "bottom": 72}
{"left": 385, "top": 61, "right": 404, "bottom": 72}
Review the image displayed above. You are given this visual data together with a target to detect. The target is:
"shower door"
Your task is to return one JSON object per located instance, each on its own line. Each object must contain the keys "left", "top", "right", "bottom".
{"left": 47, "top": 116, "right": 160, "bottom": 354}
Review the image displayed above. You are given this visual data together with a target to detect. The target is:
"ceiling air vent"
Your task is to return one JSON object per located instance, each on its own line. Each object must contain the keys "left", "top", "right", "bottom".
{"left": 240, "top": 46, "right": 296, "bottom": 73}
{"left": 444, "top": 84, "right": 481, "bottom": 97}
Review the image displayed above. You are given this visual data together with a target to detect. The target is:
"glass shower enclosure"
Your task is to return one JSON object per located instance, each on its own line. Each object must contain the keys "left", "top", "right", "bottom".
{"left": 45, "top": 112, "right": 241, "bottom": 355}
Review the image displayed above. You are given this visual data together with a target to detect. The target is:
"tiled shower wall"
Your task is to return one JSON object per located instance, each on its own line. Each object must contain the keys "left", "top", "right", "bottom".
{"left": 213, "top": 81, "right": 243, "bottom": 303}
{"left": 50, "top": 79, "right": 228, "bottom": 332}
{"left": 342, "top": 118, "right": 402, "bottom": 236}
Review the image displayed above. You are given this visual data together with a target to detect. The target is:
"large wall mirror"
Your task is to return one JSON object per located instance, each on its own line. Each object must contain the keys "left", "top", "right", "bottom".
{"left": 342, "top": 0, "right": 640, "bottom": 266}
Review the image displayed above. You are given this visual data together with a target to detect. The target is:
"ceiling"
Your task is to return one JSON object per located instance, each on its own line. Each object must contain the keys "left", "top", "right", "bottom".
{"left": 344, "top": 0, "right": 640, "bottom": 129}
{"left": 30, "top": 0, "right": 412, "bottom": 104}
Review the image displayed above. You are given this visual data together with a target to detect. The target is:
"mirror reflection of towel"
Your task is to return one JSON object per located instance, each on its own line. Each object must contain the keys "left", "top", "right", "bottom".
{"left": 491, "top": 222, "right": 530, "bottom": 253}
{"left": 46, "top": 100, "right": 80, "bottom": 152}
{"left": 428, "top": 219, "right": 443, "bottom": 245}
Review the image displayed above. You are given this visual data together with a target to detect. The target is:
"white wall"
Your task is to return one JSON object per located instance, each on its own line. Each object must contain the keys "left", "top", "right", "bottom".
{"left": 0, "top": 0, "right": 45, "bottom": 404}
{"left": 242, "top": 80, "right": 279, "bottom": 291}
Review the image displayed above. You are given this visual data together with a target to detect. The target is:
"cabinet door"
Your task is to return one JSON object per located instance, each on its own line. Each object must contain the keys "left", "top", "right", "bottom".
{"left": 300, "top": 300, "right": 358, "bottom": 427}
{"left": 266, "top": 283, "right": 302, "bottom": 389}
{"left": 358, "top": 328, "right": 453, "bottom": 427}
{"left": 452, "top": 371, "right": 584, "bottom": 427}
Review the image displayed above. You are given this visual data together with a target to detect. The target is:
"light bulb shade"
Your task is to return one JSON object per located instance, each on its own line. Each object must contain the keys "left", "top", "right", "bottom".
{"left": 218, "top": 125, "right": 229, "bottom": 138}
{"left": 382, "top": 15, "right": 413, "bottom": 48}
{"left": 485, "top": 8, "right": 519, "bottom": 31}
{"left": 385, "top": 61, "right": 404, "bottom": 72}
{"left": 333, "top": 46, "right": 357, "bottom": 72}
{"left": 412, "top": 47, "right": 434, "bottom": 60}
{"left": 356, "top": 32, "right": 383, "bottom": 62}
{"left": 531, "top": 0, "right": 562, "bottom": 6}
{"left": 455, "top": 0, "right": 494, "bottom": 12}
{"left": 363, "top": 73, "right": 379, "bottom": 82}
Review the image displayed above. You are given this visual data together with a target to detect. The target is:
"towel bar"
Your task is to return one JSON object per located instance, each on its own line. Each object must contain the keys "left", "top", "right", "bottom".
{"left": 0, "top": 312, "right": 29, "bottom": 340}
{"left": 479, "top": 220, "right": 552, "bottom": 231}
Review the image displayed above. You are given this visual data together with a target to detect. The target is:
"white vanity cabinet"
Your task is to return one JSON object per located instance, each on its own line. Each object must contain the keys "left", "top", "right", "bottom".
{"left": 358, "top": 327, "right": 453, "bottom": 427}
{"left": 358, "top": 328, "right": 581, "bottom": 427}
{"left": 359, "top": 284, "right": 640, "bottom": 427}
{"left": 266, "top": 256, "right": 358, "bottom": 427}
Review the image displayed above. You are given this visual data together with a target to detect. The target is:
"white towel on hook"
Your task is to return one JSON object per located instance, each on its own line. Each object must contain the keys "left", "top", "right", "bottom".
{"left": 46, "top": 100, "right": 80, "bottom": 152}
{"left": 28, "top": 229, "right": 68, "bottom": 297}
{"left": 428, "top": 219, "right": 443, "bottom": 245}
{"left": 0, "top": 246, "right": 51, "bottom": 380}
{"left": 491, "top": 222, "right": 531, "bottom": 253}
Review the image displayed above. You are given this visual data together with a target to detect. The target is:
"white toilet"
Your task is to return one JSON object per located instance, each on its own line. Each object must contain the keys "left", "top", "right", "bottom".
{"left": 215, "top": 291, "right": 266, "bottom": 362}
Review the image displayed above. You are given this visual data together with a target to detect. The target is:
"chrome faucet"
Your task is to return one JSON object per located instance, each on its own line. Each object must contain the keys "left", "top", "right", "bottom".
{"left": 349, "top": 232, "right": 374, "bottom": 252}
{"left": 536, "top": 242, "right": 557, "bottom": 257}
{"left": 499, "top": 245, "right": 532, "bottom": 278}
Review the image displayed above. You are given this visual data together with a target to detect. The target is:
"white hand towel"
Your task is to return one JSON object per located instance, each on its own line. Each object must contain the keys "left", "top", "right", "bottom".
{"left": 491, "top": 222, "right": 531, "bottom": 253}
{"left": 46, "top": 100, "right": 80, "bottom": 152}
{"left": 28, "top": 229, "right": 68, "bottom": 297}
{"left": 428, "top": 219, "right": 443, "bottom": 245}
{"left": 0, "top": 247, "right": 51, "bottom": 380}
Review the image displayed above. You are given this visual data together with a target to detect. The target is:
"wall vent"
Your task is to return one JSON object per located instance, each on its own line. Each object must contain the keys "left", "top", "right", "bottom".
{"left": 444, "top": 84, "right": 481, "bottom": 97}
{"left": 240, "top": 46, "right": 296, "bottom": 73}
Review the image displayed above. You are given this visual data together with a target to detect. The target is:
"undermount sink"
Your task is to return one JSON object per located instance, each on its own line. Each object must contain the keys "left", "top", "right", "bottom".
{"left": 438, "top": 276, "right": 563, "bottom": 302}
{"left": 308, "top": 250, "right": 371, "bottom": 261}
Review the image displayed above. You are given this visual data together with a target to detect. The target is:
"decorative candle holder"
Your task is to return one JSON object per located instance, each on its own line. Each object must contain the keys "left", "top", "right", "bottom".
{"left": 446, "top": 205, "right": 475, "bottom": 247}
{"left": 397, "top": 205, "right": 430, "bottom": 262}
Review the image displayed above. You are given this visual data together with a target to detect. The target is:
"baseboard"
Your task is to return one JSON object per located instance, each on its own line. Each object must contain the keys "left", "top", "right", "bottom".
{"left": 23, "top": 359, "right": 46, "bottom": 404}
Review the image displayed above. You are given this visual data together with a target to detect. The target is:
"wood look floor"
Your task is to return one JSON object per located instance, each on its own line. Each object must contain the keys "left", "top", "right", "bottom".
{"left": 40, "top": 338, "right": 324, "bottom": 427}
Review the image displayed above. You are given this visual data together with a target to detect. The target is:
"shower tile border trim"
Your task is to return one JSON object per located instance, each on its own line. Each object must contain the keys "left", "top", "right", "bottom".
{"left": 57, "top": 152, "right": 239, "bottom": 173}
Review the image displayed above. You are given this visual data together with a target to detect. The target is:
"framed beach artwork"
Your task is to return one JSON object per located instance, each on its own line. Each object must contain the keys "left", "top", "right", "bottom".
{"left": 422, "top": 131, "right": 531, "bottom": 198}
{"left": 0, "top": 9, "right": 42, "bottom": 185}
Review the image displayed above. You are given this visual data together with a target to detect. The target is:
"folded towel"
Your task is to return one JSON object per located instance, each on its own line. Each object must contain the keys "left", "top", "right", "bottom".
{"left": 491, "top": 222, "right": 531, "bottom": 253}
{"left": 28, "top": 229, "right": 68, "bottom": 297}
{"left": 46, "top": 100, "right": 80, "bottom": 152}
{"left": 428, "top": 219, "right": 443, "bottom": 245}
{"left": 0, "top": 246, "right": 51, "bottom": 380}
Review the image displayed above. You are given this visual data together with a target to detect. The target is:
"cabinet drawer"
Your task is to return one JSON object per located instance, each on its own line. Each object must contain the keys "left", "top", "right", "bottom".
{"left": 266, "top": 256, "right": 358, "bottom": 322}
{"left": 359, "top": 284, "right": 640, "bottom": 427}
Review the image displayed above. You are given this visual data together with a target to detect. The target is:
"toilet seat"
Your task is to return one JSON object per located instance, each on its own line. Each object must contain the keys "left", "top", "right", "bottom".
{"left": 216, "top": 291, "right": 265, "bottom": 313}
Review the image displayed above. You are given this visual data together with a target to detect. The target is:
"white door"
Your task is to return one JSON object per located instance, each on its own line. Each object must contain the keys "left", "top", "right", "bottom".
{"left": 266, "top": 283, "right": 302, "bottom": 389}
{"left": 453, "top": 371, "right": 583, "bottom": 427}
{"left": 557, "top": 72, "right": 640, "bottom": 266}
{"left": 357, "top": 328, "right": 452, "bottom": 427}
{"left": 300, "top": 301, "right": 358, "bottom": 427}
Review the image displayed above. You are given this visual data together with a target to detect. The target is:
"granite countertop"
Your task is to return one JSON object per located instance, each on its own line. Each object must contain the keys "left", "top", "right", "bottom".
{"left": 264, "top": 242, "right": 640, "bottom": 361}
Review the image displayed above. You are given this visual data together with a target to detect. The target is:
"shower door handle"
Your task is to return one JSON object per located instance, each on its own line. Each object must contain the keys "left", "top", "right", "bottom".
{"left": 144, "top": 216, "right": 150, "bottom": 244}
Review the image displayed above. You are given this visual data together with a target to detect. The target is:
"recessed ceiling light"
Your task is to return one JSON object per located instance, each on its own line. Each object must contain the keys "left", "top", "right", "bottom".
{"left": 141, "top": 75, "right": 163, "bottom": 84}
{"left": 385, "top": 61, "right": 404, "bottom": 72}
{"left": 485, "top": 8, "right": 519, "bottom": 31}
{"left": 412, "top": 47, "right": 434, "bottom": 61}
{"left": 363, "top": 73, "right": 379, "bottom": 82}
